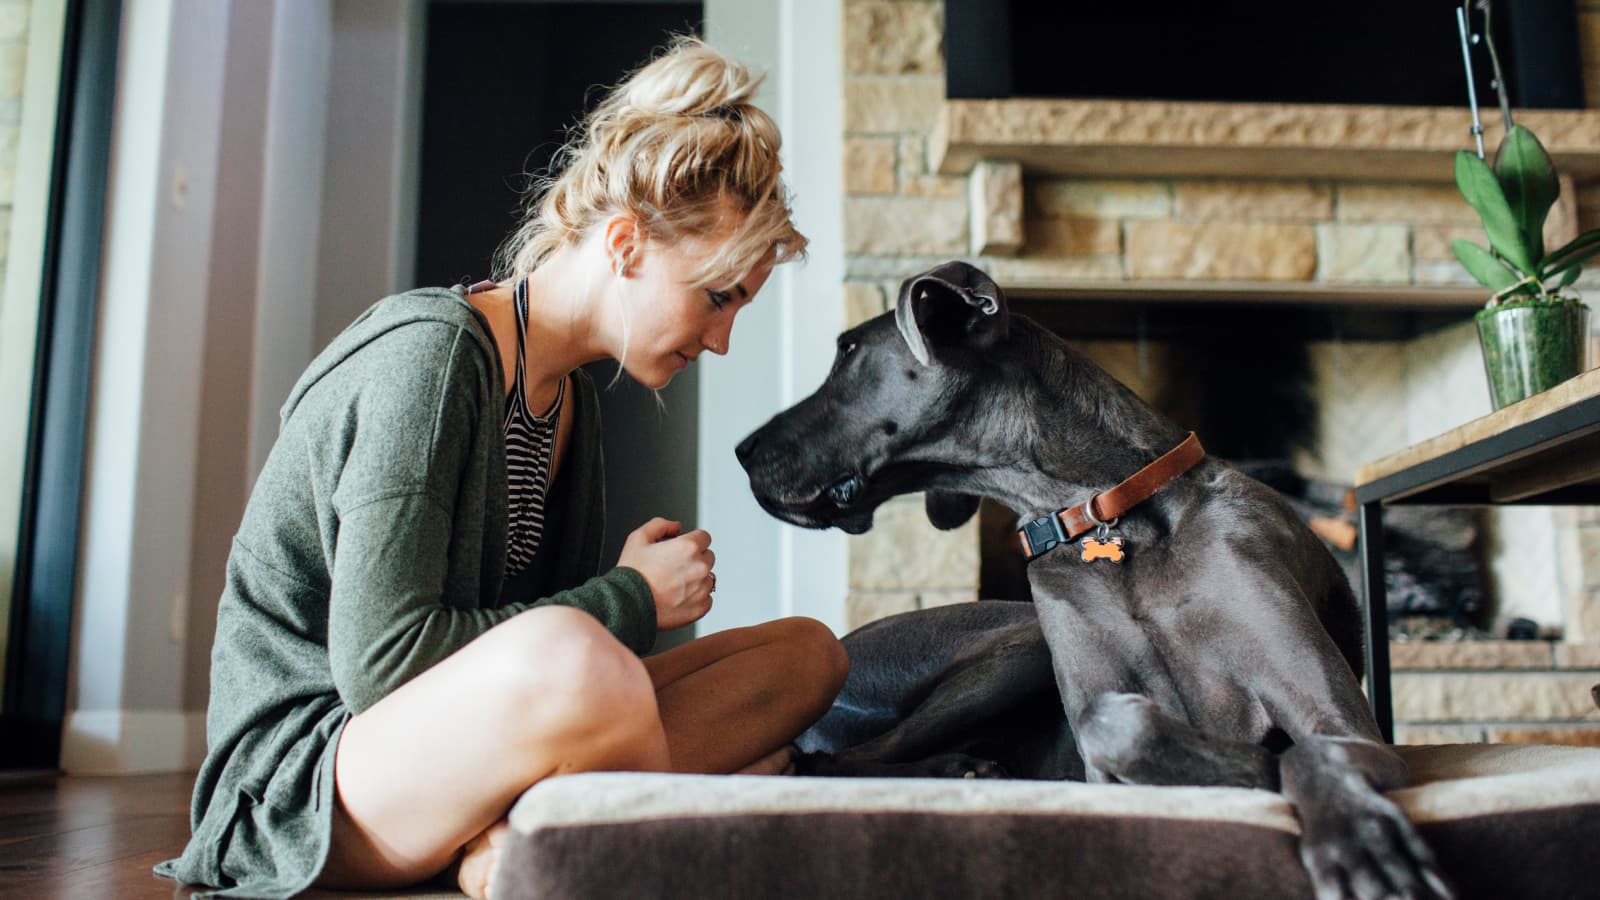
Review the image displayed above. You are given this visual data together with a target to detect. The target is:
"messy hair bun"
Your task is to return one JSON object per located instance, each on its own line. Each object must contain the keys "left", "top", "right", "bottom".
{"left": 496, "top": 35, "right": 807, "bottom": 285}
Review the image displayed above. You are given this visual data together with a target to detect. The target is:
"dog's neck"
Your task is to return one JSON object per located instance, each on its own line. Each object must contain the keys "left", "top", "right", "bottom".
{"left": 970, "top": 325, "right": 1194, "bottom": 522}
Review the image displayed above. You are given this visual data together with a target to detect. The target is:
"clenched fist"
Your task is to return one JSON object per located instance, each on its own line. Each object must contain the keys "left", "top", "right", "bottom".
{"left": 617, "top": 517, "right": 716, "bottom": 631}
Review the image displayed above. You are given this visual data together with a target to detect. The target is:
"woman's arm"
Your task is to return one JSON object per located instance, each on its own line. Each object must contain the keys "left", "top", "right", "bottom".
{"left": 319, "top": 323, "right": 654, "bottom": 714}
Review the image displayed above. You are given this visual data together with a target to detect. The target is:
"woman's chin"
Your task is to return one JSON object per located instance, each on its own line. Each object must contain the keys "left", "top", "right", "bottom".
{"left": 628, "top": 364, "right": 674, "bottom": 390}
{"left": 618, "top": 353, "right": 684, "bottom": 390}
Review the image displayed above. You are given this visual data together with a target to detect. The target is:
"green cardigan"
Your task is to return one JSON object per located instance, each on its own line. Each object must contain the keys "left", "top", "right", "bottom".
{"left": 156, "top": 287, "right": 656, "bottom": 898}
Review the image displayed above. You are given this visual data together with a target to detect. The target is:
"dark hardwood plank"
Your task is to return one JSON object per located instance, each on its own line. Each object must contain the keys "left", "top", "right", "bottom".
{"left": 0, "top": 772, "right": 463, "bottom": 897}
{"left": 0, "top": 772, "right": 197, "bottom": 898}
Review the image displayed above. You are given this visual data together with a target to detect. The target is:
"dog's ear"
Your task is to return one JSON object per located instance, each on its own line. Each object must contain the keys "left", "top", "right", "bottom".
{"left": 925, "top": 491, "right": 980, "bottom": 530}
{"left": 894, "top": 261, "right": 1009, "bottom": 365}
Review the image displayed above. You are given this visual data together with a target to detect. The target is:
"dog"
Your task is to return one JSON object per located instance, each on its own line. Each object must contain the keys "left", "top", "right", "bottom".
{"left": 736, "top": 261, "right": 1450, "bottom": 900}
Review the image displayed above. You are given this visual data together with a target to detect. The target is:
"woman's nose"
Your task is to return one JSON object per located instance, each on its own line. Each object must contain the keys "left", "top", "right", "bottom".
{"left": 705, "top": 319, "right": 734, "bottom": 355}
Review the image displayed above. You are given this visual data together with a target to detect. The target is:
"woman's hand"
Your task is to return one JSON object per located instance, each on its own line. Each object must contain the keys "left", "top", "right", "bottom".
{"left": 617, "top": 518, "right": 716, "bottom": 631}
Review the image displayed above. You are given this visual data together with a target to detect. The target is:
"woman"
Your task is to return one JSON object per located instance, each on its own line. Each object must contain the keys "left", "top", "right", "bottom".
{"left": 157, "top": 37, "right": 847, "bottom": 899}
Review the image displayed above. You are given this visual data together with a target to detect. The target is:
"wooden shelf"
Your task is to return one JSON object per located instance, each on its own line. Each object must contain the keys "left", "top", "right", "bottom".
{"left": 931, "top": 99, "right": 1600, "bottom": 183}
{"left": 1355, "top": 367, "right": 1600, "bottom": 496}
{"left": 1001, "top": 280, "right": 1487, "bottom": 308}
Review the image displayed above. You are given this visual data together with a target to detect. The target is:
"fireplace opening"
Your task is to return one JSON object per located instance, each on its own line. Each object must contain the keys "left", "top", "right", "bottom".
{"left": 945, "top": 0, "right": 1584, "bottom": 110}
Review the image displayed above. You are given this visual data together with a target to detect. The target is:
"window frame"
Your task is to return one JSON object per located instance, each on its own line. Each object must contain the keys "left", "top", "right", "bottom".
{"left": 1, "top": 0, "right": 121, "bottom": 771}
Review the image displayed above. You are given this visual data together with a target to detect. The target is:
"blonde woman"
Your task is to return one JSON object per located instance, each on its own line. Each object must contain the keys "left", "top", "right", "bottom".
{"left": 157, "top": 37, "right": 847, "bottom": 899}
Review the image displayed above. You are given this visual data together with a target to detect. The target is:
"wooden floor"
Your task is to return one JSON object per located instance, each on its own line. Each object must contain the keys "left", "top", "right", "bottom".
{"left": 0, "top": 771, "right": 197, "bottom": 899}
{"left": 0, "top": 772, "right": 463, "bottom": 898}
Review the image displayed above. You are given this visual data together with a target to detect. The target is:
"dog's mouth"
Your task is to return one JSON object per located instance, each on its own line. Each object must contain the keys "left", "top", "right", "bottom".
{"left": 752, "top": 472, "right": 878, "bottom": 534}
{"left": 824, "top": 474, "right": 875, "bottom": 534}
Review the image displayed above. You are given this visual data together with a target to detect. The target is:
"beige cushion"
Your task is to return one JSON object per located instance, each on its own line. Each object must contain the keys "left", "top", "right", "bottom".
{"left": 495, "top": 744, "right": 1600, "bottom": 900}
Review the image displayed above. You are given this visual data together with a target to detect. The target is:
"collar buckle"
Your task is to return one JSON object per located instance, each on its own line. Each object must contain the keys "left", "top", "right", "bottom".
{"left": 1019, "top": 513, "right": 1068, "bottom": 562}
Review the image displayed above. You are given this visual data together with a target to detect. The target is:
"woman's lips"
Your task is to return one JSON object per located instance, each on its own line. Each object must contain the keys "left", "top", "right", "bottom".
{"left": 674, "top": 352, "right": 690, "bottom": 369}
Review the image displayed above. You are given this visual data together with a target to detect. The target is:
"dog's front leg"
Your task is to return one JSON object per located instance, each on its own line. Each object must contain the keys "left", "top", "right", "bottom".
{"left": 1279, "top": 736, "right": 1452, "bottom": 900}
{"left": 1074, "top": 692, "right": 1279, "bottom": 790}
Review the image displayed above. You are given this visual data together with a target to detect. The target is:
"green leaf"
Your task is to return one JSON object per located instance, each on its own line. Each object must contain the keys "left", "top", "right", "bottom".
{"left": 1493, "top": 125, "right": 1560, "bottom": 261}
{"left": 1455, "top": 150, "right": 1537, "bottom": 275}
{"left": 1555, "top": 267, "right": 1581, "bottom": 289}
{"left": 1453, "top": 239, "right": 1522, "bottom": 290}
{"left": 1539, "top": 227, "right": 1600, "bottom": 276}
{"left": 1542, "top": 244, "right": 1600, "bottom": 283}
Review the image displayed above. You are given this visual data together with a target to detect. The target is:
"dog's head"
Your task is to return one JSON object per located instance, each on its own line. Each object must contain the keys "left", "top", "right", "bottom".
{"left": 736, "top": 261, "right": 1013, "bottom": 534}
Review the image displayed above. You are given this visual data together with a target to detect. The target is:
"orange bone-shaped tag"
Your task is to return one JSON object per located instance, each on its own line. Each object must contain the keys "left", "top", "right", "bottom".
{"left": 1080, "top": 537, "right": 1126, "bottom": 563}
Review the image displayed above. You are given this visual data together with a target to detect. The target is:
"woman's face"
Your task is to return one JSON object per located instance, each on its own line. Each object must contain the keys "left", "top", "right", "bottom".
{"left": 617, "top": 232, "right": 773, "bottom": 389}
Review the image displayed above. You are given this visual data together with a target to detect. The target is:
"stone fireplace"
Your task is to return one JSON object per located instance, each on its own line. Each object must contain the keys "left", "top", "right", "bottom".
{"left": 837, "top": 0, "right": 1600, "bottom": 743}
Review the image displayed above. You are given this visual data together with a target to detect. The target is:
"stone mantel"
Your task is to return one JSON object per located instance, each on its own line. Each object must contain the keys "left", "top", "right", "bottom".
{"left": 931, "top": 99, "right": 1600, "bottom": 183}
{"left": 997, "top": 279, "right": 1486, "bottom": 308}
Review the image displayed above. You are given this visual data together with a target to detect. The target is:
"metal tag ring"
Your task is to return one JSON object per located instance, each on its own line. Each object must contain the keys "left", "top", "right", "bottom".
{"left": 1083, "top": 494, "right": 1119, "bottom": 531}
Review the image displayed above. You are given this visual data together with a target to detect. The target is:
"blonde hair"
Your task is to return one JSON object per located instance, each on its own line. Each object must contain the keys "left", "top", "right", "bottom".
{"left": 496, "top": 36, "right": 808, "bottom": 287}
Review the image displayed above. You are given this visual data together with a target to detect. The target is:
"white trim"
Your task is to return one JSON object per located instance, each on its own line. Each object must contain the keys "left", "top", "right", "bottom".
{"left": 314, "top": 0, "right": 423, "bottom": 347}
{"left": 774, "top": 0, "right": 846, "bottom": 632}
{"left": 698, "top": 0, "right": 847, "bottom": 635}
{"left": 697, "top": 2, "right": 783, "bottom": 635}
{"left": 60, "top": 710, "right": 207, "bottom": 775}
{"left": 0, "top": 0, "right": 70, "bottom": 696}
{"left": 393, "top": 0, "right": 425, "bottom": 291}
{"left": 247, "top": 0, "right": 331, "bottom": 478}
{"left": 73, "top": 0, "right": 177, "bottom": 715}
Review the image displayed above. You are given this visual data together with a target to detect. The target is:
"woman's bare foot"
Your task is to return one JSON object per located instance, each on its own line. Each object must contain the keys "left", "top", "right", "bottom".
{"left": 455, "top": 818, "right": 510, "bottom": 899}
{"left": 735, "top": 743, "right": 797, "bottom": 776}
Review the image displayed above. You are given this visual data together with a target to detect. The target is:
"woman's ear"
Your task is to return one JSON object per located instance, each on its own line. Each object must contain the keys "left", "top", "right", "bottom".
{"left": 603, "top": 214, "right": 641, "bottom": 275}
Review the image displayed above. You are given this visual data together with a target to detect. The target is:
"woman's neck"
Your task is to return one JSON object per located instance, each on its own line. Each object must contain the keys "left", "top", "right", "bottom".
{"left": 516, "top": 247, "right": 612, "bottom": 392}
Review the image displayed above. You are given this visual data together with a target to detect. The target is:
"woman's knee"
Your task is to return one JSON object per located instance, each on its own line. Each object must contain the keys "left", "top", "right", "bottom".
{"left": 480, "top": 606, "right": 660, "bottom": 743}
{"left": 767, "top": 616, "right": 849, "bottom": 702}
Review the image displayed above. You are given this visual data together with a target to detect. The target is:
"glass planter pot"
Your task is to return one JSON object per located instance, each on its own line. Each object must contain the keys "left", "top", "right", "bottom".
{"left": 1474, "top": 301, "right": 1591, "bottom": 409}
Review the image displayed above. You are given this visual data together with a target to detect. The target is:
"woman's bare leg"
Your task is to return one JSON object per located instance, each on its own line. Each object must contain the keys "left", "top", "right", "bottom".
{"left": 317, "top": 611, "right": 846, "bottom": 896}
{"left": 316, "top": 605, "right": 669, "bottom": 891}
{"left": 464, "top": 616, "right": 847, "bottom": 894}
{"left": 645, "top": 616, "right": 848, "bottom": 774}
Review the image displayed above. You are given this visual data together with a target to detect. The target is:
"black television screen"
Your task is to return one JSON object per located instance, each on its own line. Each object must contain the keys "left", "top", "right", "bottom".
{"left": 946, "top": 0, "right": 1583, "bottom": 109}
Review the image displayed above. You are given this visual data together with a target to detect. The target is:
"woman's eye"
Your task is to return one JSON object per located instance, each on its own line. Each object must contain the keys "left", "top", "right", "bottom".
{"left": 707, "top": 289, "right": 732, "bottom": 310}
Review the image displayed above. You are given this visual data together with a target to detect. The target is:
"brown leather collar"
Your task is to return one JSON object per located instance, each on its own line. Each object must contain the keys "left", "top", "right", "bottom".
{"left": 1017, "top": 432, "right": 1205, "bottom": 562}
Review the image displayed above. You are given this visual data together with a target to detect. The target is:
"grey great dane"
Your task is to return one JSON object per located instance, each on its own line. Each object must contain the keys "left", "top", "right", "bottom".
{"left": 736, "top": 261, "right": 1450, "bottom": 900}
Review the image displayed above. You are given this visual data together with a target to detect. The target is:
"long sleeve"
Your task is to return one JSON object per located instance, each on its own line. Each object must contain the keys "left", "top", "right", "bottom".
{"left": 327, "top": 490, "right": 654, "bottom": 713}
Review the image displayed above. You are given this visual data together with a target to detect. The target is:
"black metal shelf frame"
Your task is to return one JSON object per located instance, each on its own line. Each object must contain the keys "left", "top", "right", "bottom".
{"left": 1354, "top": 389, "right": 1600, "bottom": 742}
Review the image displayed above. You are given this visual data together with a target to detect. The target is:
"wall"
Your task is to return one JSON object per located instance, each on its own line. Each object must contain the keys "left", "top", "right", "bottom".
{"left": 63, "top": 0, "right": 424, "bottom": 774}
{"left": 698, "top": 0, "right": 848, "bottom": 635}
{"left": 66, "top": 0, "right": 227, "bottom": 773}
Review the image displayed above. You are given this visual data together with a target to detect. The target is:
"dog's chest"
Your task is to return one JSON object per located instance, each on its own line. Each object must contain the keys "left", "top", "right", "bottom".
{"left": 1032, "top": 569, "right": 1275, "bottom": 740}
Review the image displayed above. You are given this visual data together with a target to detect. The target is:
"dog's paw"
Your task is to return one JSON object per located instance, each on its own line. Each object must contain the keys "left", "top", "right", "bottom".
{"left": 790, "top": 751, "right": 840, "bottom": 776}
{"left": 1298, "top": 791, "right": 1453, "bottom": 900}
{"left": 919, "top": 753, "right": 1010, "bottom": 780}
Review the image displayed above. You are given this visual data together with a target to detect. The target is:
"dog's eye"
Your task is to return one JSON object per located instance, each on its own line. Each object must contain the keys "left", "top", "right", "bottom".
{"left": 837, "top": 340, "right": 858, "bottom": 357}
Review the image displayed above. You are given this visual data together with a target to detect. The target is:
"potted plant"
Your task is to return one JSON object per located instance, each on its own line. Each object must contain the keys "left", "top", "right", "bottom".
{"left": 1451, "top": 0, "right": 1593, "bottom": 409}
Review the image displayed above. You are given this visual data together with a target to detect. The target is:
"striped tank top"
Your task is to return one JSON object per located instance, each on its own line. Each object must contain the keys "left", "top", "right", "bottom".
{"left": 468, "top": 277, "right": 563, "bottom": 578}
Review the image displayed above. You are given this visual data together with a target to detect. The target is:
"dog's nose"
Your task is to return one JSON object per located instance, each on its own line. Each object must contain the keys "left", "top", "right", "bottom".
{"left": 735, "top": 431, "right": 760, "bottom": 467}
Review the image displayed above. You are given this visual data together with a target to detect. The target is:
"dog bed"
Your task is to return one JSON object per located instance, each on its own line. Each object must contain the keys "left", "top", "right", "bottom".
{"left": 492, "top": 743, "right": 1600, "bottom": 899}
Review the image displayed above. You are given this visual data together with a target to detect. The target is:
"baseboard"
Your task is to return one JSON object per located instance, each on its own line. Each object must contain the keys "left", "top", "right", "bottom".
{"left": 60, "top": 709, "right": 206, "bottom": 775}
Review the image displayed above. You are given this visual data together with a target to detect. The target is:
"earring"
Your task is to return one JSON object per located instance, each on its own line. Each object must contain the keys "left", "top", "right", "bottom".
{"left": 614, "top": 259, "right": 628, "bottom": 278}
